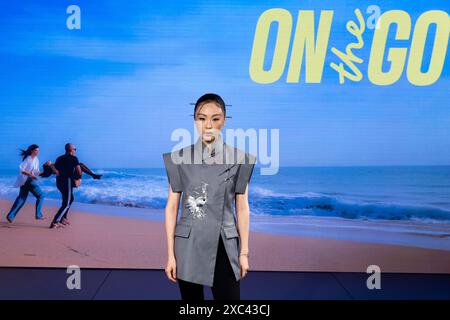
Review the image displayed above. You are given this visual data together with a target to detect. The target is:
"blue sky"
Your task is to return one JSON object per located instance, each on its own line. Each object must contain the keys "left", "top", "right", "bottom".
{"left": 0, "top": 0, "right": 448, "bottom": 168}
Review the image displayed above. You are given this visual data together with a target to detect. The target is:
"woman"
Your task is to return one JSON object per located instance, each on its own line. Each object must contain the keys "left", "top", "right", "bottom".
{"left": 163, "top": 93, "right": 256, "bottom": 300}
{"left": 6, "top": 144, "right": 45, "bottom": 223}
{"left": 40, "top": 161, "right": 102, "bottom": 181}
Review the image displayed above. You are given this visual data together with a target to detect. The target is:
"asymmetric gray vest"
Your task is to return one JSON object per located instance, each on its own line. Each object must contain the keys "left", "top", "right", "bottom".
{"left": 163, "top": 135, "right": 256, "bottom": 286}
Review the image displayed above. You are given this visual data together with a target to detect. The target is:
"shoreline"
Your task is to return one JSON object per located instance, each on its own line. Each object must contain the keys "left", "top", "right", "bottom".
{"left": 1, "top": 199, "right": 450, "bottom": 273}
{"left": 2, "top": 196, "right": 449, "bottom": 251}
{"left": 1, "top": 197, "right": 450, "bottom": 250}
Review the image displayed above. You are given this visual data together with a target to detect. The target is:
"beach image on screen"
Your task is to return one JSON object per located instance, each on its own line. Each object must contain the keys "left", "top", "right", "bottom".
{"left": 0, "top": 0, "right": 449, "bottom": 273}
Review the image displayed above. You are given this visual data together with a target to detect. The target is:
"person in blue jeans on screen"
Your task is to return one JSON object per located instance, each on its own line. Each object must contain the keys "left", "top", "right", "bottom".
{"left": 6, "top": 144, "right": 45, "bottom": 223}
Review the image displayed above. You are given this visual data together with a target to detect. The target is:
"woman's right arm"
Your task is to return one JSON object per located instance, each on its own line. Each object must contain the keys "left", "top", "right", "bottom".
{"left": 164, "top": 185, "right": 181, "bottom": 282}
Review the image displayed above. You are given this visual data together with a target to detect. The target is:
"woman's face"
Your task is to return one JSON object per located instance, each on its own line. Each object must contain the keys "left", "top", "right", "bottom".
{"left": 31, "top": 148, "right": 39, "bottom": 157}
{"left": 195, "top": 102, "right": 225, "bottom": 143}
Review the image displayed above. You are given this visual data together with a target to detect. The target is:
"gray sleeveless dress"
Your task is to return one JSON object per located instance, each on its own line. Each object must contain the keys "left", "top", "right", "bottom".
{"left": 163, "top": 135, "right": 256, "bottom": 286}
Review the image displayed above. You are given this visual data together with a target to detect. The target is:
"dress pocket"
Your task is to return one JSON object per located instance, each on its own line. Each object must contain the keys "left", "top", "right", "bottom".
{"left": 223, "top": 225, "right": 239, "bottom": 239}
{"left": 174, "top": 224, "right": 192, "bottom": 238}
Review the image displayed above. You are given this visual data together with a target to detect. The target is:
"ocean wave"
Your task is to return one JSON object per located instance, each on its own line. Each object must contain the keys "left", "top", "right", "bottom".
{"left": 0, "top": 174, "right": 168, "bottom": 210}
{"left": 249, "top": 187, "right": 450, "bottom": 222}
{"left": 77, "top": 178, "right": 167, "bottom": 209}
{"left": 94, "top": 169, "right": 166, "bottom": 180}
{"left": 0, "top": 174, "right": 449, "bottom": 222}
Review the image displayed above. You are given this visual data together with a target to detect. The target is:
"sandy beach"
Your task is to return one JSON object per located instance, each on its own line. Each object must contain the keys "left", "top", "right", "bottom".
{"left": 1, "top": 199, "right": 449, "bottom": 273}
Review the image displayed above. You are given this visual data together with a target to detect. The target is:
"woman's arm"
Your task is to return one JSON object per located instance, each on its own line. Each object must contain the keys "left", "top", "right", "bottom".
{"left": 21, "top": 170, "right": 37, "bottom": 179}
{"left": 165, "top": 185, "right": 181, "bottom": 282}
{"left": 236, "top": 184, "right": 251, "bottom": 278}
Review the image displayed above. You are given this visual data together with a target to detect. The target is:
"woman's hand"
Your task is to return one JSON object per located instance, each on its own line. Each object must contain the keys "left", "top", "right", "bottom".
{"left": 239, "top": 255, "right": 250, "bottom": 279}
{"left": 165, "top": 255, "right": 177, "bottom": 282}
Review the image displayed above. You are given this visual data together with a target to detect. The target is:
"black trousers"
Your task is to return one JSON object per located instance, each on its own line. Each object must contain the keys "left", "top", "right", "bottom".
{"left": 52, "top": 178, "right": 74, "bottom": 224}
{"left": 178, "top": 236, "right": 240, "bottom": 300}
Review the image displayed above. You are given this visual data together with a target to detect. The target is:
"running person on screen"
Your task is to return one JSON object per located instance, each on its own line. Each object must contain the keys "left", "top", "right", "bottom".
{"left": 5, "top": 144, "right": 45, "bottom": 223}
{"left": 49, "top": 143, "right": 101, "bottom": 229}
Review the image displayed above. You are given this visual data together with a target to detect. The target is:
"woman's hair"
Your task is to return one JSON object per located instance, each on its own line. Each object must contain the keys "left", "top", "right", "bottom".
{"left": 194, "top": 93, "right": 226, "bottom": 119}
{"left": 20, "top": 144, "right": 39, "bottom": 161}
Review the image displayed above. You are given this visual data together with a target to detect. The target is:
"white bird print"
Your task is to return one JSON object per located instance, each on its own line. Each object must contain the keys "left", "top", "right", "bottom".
{"left": 186, "top": 182, "right": 208, "bottom": 219}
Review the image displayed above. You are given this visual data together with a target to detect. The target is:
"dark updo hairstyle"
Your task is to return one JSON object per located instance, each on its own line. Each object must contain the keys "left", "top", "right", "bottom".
{"left": 20, "top": 144, "right": 39, "bottom": 161}
{"left": 194, "top": 93, "right": 226, "bottom": 119}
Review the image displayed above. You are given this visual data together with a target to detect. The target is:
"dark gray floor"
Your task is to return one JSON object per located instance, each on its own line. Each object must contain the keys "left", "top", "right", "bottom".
{"left": 0, "top": 268, "right": 449, "bottom": 300}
